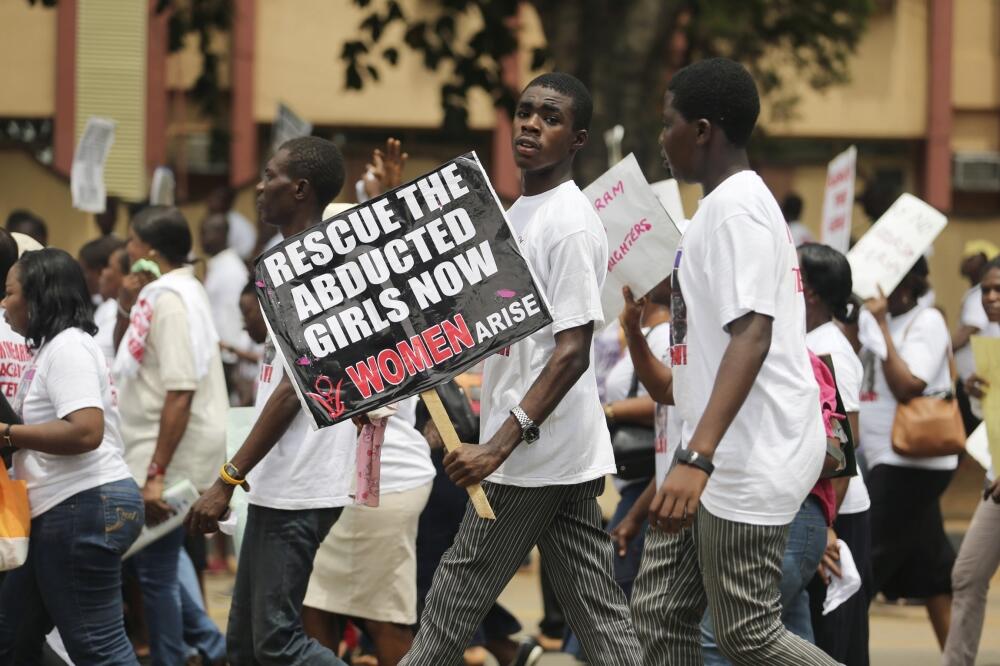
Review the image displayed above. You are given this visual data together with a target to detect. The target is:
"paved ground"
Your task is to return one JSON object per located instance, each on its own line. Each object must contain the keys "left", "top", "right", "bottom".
{"left": 204, "top": 550, "right": 1000, "bottom": 666}
{"left": 203, "top": 463, "right": 1000, "bottom": 664}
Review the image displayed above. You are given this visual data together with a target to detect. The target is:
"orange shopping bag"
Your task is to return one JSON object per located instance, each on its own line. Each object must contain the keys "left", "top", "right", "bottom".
{"left": 0, "top": 464, "right": 29, "bottom": 570}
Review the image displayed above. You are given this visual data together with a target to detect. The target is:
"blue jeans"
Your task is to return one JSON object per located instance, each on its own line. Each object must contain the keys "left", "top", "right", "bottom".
{"left": 228, "top": 504, "right": 347, "bottom": 665}
{"left": 127, "top": 525, "right": 186, "bottom": 666}
{"left": 179, "top": 549, "right": 225, "bottom": 662}
{"left": 701, "top": 496, "right": 828, "bottom": 664}
{"left": 564, "top": 479, "right": 650, "bottom": 660}
{"left": 0, "top": 478, "right": 144, "bottom": 665}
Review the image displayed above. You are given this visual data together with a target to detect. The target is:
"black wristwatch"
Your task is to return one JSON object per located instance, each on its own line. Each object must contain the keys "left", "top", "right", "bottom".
{"left": 510, "top": 406, "right": 540, "bottom": 444}
{"left": 674, "top": 448, "right": 715, "bottom": 477}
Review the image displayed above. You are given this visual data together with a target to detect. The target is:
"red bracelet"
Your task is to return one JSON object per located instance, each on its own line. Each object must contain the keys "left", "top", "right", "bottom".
{"left": 147, "top": 461, "right": 166, "bottom": 479}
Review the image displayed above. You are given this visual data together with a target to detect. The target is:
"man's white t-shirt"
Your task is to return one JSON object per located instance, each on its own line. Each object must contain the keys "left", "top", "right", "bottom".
{"left": 482, "top": 181, "right": 616, "bottom": 487}
{"left": 94, "top": 298, "right": 119, "bottom": 361}
{"left": 654, "top": 347, "right": 683, "bottom": 491}
{"left": 205, "top": 248, "right": 250, "bottom": 356}
{"left": 955, "top": 284, "right": 989, "bottom": 380}
{"left": 670, "top": 171, "right": 825, "bottom": 526}
{"left": 0, "top": 314, "right": 32, "bottom": 401}
{"left": 859, "top": 306, "right": 957, "bottom": 471}
{"left": 246, "top": 337, "right": 356, "bottom": 509}
{"left": 15, "top": 328, "right": 132, "bottom": 517}
{"left": 806, "top": 321, "right": 870, "bottom": 515}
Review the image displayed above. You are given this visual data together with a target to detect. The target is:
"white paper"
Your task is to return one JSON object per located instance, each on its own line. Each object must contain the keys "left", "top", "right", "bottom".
{"left": 584, "top": 154, "right": 682, "bottom": 323}
{"left": 649, "top": 178, "right": 686, "bottom": 229}
{"left": 966, "top": 422, "right": 993, "bottom": 474}
{"left": 122, "top": 479, "right": 199, "bottom": 559}
{"left": 149, "top": 166, "right": 176, "bottom": 206}
{"left": 820, "top": 146, "right": 857, "bottom": 254}
{"left": 823, "top": 539, "right": 862, "bottom": 615}
{"left": 71, "top": 117, "right": 116, "bottom": 213}
{"left": 272, "top": 102, "right": 313, "bottom": 153}
{"left": 847, "top": 193, "right": 947, "bottom": 300}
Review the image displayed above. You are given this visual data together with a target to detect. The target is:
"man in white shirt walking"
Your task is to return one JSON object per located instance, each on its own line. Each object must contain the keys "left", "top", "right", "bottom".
{"left": 201, "top": 213, "right": 250, "bottom": 372}
{"left": 400, "top": 72, "right": 641, "bottom": 666}
{"left": 186, "top": 137, "right": 354, "bottom": 666}
{"left": 630, "top": 58, "right": 837, "bottom": 665}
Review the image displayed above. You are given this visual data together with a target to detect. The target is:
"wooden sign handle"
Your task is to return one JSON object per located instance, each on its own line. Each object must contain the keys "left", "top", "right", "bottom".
{"left": 420, "top": 389, "right": 496, "bottom": 520}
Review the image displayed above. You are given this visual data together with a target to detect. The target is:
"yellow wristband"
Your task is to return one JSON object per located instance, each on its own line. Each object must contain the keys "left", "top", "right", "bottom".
{"left": 219, "top": 464, "right": 245, "bottom": 487}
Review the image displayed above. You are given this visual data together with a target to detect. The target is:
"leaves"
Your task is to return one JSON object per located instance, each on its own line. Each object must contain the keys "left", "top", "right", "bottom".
{"left": 383, "top": 47, "right": 400, "bottom": 65}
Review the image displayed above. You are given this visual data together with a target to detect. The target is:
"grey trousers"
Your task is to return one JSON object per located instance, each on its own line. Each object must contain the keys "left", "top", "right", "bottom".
{"left": 632, "top": 505, "right": 840, "bottom": 666}
{"left": 942, "top": 495, "right": 1000, "bottom": 666}
{"left": 401, "top": 478, "right": 641, "bottom": 666}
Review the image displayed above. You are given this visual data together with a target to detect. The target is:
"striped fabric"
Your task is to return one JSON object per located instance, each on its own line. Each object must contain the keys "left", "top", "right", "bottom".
{"left": 401, "top": 478, "right": 641, "bottom": 666}
{"left": 632, "top": 506, "right": 841, "bottom": 665}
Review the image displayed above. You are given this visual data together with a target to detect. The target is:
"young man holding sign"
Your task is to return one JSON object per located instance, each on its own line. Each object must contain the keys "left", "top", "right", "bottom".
{"left": 186, "top": 137, "right": 355, "bottom": 666}
{"left": 401, "top": 73, "right": 641, "bottom": 665}
{"left": 630, "top": 58, "right": 837, "bottom": 665}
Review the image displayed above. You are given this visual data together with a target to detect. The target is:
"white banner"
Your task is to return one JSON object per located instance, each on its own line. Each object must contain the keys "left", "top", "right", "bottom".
{"left": 820, "top": 146, "right": 857, "bottom": 253}
{"left": 584, "top": 154, "right": 682, "bottom": 323}
{"left": 847, "top": 193, "right": 947, "bottom": 300}
{"left": 272, "top": 102, "right": 313, "bottom": 152}
{"left": 71, "top": 117, "right": 116, "bottom": 213}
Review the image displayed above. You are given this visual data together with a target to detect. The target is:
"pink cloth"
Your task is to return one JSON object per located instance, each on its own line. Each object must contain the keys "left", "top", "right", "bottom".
{"left": 354, "top": 417, "right": 387, "bottom": 507}
{"left": 808, "top": 351, "right": 844, "bottom": 526}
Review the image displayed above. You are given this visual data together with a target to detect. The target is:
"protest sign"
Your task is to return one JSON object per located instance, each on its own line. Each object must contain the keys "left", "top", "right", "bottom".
{"left": 254, "top": 152, "right": 552, "bottom": 429}
{"left": 820, "top": 146, "right": 857, "bottom": 253}
{"left": 847, "top": 193, "right": 947, "bottom": 300}
{"left": 71, "top": 117, "right": 115, "bottom": 213}
{"left": 649, "top": 178, "right": 686, "bottom": 229}
{"left": 271, "top": 102, "right": 313, "bottom": 152}
{"left": 584, "top": 154, "right": 682, "bottom": 323}
{"left": 972, "top": 336, "right": 1000, "bottom": 467}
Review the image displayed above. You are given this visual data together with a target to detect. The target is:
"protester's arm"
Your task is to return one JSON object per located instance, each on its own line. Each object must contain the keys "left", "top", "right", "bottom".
{"left": 610, "top": 479, "right": 656, "bottom": 556}
{"left": 605, "top": 396, "right": 656, "bottom": 427}
{"left": 650, "top": 311, "right": 772, "bottom": 532}
{"left": 185, "top": 373, "right": 301, "bottom": 533}
{"left": 865, "top": 291, "right": 928, "bottom": 402}
{"left": 445, "top": 323, "right": 593, "bottom": 487}
{"left": 620, "top": 286, "right": 673, "bottom": 404}
{"left": 143, "top": 390, "right": 194, "bottom": 524}
{"left": 952, "top": 324, "right": 980, "bottom": 352}
{"left": 112, "top": 272, "right": 155, "bottom": 352}
{"left": 1, "top": 408, "right": 104, "bottom": 455}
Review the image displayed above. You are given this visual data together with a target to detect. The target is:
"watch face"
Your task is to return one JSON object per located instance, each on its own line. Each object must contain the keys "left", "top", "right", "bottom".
{"left": 524, "top": 425, "right": 541, "bottom": 443}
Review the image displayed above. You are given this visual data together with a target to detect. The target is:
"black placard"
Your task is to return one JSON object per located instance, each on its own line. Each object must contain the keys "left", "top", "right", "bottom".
{"left": 255, "top": 152, "right": 552, "bottom": 428}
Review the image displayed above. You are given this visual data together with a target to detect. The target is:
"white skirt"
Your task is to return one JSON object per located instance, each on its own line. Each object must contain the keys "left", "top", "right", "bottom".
{"left": 304, "top": 481, "right": 433, "bottom": 624}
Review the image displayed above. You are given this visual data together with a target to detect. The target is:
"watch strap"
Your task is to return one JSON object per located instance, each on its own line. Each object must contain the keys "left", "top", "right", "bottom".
{"left": 675, "top": 448, "right": 715, "bottom": 476}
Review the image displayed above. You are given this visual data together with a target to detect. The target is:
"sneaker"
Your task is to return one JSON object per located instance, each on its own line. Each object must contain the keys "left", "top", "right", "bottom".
{"left": 509, "top": 637, "right": 544, "bottom": 666}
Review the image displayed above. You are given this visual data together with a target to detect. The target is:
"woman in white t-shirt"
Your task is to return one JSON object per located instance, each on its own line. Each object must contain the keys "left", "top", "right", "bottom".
{"left": 943, "top": 257, "right": 1000, "bottom": 666}
{"left": 798, "top": 243, "right": 871, "bottom": 666}
{"left": 0, "top": 248, "right": 142, "bottom": 664}
{"left": 859, "top": 256, "right": 955, "bottom": 649}
{"left": 302, "top": 396, "right": 435, "bottom": 665}
{"left": 114, "top": 206, "right": 227, "bottom": 665}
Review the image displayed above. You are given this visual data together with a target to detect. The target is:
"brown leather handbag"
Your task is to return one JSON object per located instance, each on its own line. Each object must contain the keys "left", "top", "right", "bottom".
{"left": 891, "top": 315, "right": 966, "bottom": 458}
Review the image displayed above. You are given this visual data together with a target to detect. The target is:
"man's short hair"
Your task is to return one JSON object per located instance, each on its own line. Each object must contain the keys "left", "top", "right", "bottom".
{"left": 5, "top": 209, "right": 48, "bottom": 245}
{"left": 667, "top": 58, "right": 760, "bottom": 147}
{"left": 524, "top": 72, "right": 593, "bottom": 131}
{"left": 278, "top": 137, "right": 346, "bottom": 209}
{"left": 79, "top": 235, "right": 126, "bottom": 270}
{"left": 782, "top": 193, "right": 803, "bottom": 222}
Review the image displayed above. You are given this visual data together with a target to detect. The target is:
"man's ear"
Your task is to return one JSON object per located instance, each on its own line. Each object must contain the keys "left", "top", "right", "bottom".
{"left": 293, "top": 178, "right": 310, "bottom": 201}
{"left": 695, "top": 119, "right": 712, "bottom": 146}
{"left": 572, "top": 129, "right": 588, "bottom": 151}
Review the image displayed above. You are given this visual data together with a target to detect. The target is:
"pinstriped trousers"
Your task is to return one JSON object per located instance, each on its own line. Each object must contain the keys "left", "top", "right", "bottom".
{"left": 632, "top": 505, "right": 841, "bottom": 666}
{"left": 400, "top": 477, "right": 641, "bottom": 666}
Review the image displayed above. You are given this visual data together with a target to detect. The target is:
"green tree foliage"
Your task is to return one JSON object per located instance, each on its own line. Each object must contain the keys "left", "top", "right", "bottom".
{"left": 343, "top": 0, "right": 874, "bottom": 183}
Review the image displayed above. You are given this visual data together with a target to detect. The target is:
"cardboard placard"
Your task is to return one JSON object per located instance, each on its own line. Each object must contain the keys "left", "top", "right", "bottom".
{"left": 972, "top": 336, "right": 1000, "bottom": 470}
{"left": 71, "top": 117, "right": 116, "bottom": 213}
{"left": 847, "top": 193, "right": 947, "bottom": 300}
{"left": 584, "top": 154, "right": 682, "bottom": 323}
{"left": 820, "top": 146, "right": 857, "bottom": 253}
{"left": 255, "top": 152, "right": 552, "bottom": 429}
